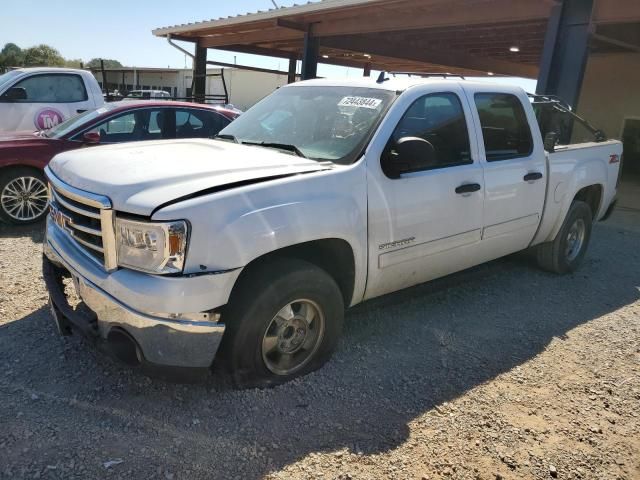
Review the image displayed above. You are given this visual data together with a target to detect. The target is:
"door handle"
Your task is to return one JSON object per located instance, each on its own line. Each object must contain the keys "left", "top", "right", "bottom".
{"left": 455, "top": 183, "right": 481, "bottom": 194}
{"left": 76, "top": 109, "right": 87, "bottom": 114}
{"left": 524, "top": 172, "right": 543, "bottom": 182}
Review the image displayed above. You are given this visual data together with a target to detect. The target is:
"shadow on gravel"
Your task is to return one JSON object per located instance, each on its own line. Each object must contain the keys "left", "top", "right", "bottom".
{"left": 1, "top": 220, "right": 639, "bottom": 479}
{"left": 0, "top": 221, "right": 45, "bottom": 242}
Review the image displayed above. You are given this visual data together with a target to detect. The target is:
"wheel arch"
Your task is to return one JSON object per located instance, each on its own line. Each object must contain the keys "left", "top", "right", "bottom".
{"left": 540, "top": 182, "right": 604, "bottom": 244}
{"left": 573, "top": 184, "right": 603, "bottom": 219}
{"left": 228, "top": 238, "right": 357, "bottom": 308}
{"left": 0, "top": 162, "right": 45, "bottom": 177}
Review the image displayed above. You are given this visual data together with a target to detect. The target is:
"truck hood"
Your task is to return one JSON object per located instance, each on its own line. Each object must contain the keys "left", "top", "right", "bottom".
{"left": 49, "top": 139, "right": 331, "bottom": 216}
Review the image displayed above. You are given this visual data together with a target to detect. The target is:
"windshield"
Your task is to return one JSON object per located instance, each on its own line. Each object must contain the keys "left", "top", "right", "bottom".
{"left": 0, "top": 70, "right": 22, "bottom": 91}
{"left": 44, "top": 105, "right": 116, "bottom": 138}
{"left": 218, "top": 85, "right": 396, "bottom": 163}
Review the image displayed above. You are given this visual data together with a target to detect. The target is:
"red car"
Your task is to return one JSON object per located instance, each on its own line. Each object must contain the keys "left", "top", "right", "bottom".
{"left": 0, "top": 101, "right": 239, "bottom": 225}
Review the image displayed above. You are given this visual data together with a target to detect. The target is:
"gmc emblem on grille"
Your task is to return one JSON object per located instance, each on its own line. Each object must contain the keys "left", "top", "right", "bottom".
{"left": 50, "top": 204, "right": 72, "bottom": 234}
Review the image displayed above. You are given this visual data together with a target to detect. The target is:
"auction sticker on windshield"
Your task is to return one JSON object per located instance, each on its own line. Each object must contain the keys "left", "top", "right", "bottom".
{"left": 338, "top": 97, "right": 382, "bottom": 109}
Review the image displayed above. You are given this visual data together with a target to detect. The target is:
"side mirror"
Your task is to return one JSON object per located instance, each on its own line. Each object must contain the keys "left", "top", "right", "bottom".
{"left": 543, "top": 131, "right": 558, "bottom": 152}
{"left": 83, "top": 131, "right": 101, "bottom": 144}
{"left": 382, "top": 136, "right": 436, "bottom": 179}
{"left": 1, "top": 87, "right": 27, "bottom": 102}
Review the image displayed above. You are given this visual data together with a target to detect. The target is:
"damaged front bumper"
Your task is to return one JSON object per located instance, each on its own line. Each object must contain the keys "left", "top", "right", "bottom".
{"left": 43, "top": 219, "right": 236, "bottom": 378}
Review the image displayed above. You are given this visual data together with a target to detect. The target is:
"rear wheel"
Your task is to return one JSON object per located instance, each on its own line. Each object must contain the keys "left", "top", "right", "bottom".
{"left": 536, "top": 200, "right": 593, "bottom": 274}
{"left": 0, "top": 168, "right": 49, "bottom": 225}
{"left": 217, "top": 258, "right": 344, "bottom": 388}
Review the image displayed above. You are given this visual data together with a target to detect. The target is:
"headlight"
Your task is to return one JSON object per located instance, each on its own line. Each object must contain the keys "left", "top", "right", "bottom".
{"left": 116, "top": 218, "right": 188, "bottom": 274}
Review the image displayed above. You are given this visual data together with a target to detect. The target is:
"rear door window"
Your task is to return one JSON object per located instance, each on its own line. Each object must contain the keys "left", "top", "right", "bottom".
{"left": 474, "top": 93, "right": 533, "bottom": 161}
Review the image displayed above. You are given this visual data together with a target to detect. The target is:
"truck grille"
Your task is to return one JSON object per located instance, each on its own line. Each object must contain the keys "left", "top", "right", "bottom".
{"left": 45, "top": 167, "right": 117, "bottom": 272}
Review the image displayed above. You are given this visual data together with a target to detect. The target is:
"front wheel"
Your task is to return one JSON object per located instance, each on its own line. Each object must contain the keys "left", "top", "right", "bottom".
{"left": 217, "top": 258, "right": 344, "bottom": 388}
{"left": 536, "top": 200, "right": 593, "bottom": 274}
{"left": 0, "top": 168, "right": 49, "bottom": 225}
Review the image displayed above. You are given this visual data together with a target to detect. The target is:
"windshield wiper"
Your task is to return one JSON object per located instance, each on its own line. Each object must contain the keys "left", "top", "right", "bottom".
{"left": 213, "top": 133, "right": 240, "bottom": 143}
{"left": 241, "top": 141, "right": 307, "bottom": 158}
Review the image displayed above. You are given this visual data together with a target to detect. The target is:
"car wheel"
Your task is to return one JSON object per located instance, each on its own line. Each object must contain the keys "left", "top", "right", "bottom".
{"left": 536, "top": 200, "right": 593, "bottom": 274}
{"left": 0, "top": 168, "right": 49, "bottom": 225}
{"left": 217, "top": 258, "right": 344, "bottom": 388}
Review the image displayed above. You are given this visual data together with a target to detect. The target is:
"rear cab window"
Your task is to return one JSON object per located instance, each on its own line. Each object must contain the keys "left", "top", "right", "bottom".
{"left": 474, "top": 93, "right": 533, "bottom": 161}
{"left": 532, "top": 101, "right": 604, "bottom": 147}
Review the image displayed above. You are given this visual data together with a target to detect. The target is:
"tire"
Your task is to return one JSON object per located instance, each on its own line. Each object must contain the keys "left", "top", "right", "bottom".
{"left": 217, "top": 258, "right": 344, "bottom": 388}
{"left": 0, "top": 167, "right": 49, "bottom": 225}
{"left": 536, "top": 200, "right": 593, "bottom": 274}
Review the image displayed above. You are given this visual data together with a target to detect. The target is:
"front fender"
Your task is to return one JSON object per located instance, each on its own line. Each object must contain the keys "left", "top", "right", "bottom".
{"left": 153, "top": 164, "right": 369, "bottom": 303}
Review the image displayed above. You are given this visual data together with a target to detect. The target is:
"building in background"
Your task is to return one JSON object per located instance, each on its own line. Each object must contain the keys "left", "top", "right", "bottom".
{"left": 92, "top": 67, "right": 290, "bottom": 110}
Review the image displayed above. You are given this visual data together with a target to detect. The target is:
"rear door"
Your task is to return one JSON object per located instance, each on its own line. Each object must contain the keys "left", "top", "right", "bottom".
{"left": 0, "top": 72, "right": 93, "bottom": 131}
{"left": 465, "top": 88, "right": 547, "bottom": 254}
{"left": 365, "top": 85, "right": 485, "bottom": 299}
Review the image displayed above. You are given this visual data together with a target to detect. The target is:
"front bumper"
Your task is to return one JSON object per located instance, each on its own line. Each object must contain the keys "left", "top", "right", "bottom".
{"left": 43, "top": 220, "right": 236, "bottom": 372}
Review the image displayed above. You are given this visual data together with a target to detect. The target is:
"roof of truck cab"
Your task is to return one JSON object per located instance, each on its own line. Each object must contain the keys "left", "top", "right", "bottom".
{"left": 9, "top": 67, "right": 93, "bottom": 75}
{"left": 286, "top": 77, "right": 528, "bottom": 95}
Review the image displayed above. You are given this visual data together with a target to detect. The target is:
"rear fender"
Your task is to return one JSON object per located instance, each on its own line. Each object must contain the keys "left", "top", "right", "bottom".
{"left": 534, "top": 155, "right": 606, "bottom": 244}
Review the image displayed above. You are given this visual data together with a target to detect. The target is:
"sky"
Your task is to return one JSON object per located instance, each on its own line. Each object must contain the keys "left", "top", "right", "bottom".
{"left": 0, "top": 0, "right": 536, "bottom": 90}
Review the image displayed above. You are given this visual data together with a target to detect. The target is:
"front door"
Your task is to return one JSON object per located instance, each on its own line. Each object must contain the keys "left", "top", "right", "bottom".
{"left": 0, "top": 72, "right": 94, "bottom": 132}
{"left": 365, "top": 86, "right": 485, "bottom": 299}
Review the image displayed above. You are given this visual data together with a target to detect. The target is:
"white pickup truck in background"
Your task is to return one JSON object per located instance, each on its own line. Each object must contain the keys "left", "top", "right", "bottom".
{"left": 42, "top": 77, "right": 622, "bottom": 387}
{"left": 0, "top": 67, "right": 104, "bottom": 132}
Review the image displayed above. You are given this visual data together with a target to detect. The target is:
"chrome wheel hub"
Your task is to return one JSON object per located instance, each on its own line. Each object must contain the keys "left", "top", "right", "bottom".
{"left": 261, "top": 299, "right": 325, "bottom": 376}
{"left": 1, "top": 176, "right": 49, "bottom": 222}
{"left": 565, "top": 218, "right": 586, "bottom": 262}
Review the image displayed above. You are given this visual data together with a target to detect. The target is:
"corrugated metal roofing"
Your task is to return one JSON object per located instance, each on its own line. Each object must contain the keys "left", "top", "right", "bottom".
{"left": 152, "top": 0, "right": 379, "bottom": 36}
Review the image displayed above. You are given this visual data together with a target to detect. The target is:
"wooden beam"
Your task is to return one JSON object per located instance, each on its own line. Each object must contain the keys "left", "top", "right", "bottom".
{"left": 206, "top": 60, "right": 294, "bottom": 77}
{"left": 301, "top": 32, "right": 319, "bottom": 79}
{"left": 212, "top": 44, "right": 366, "bottom": 69}
{"left": 288, "top": 55, "right": 298, "bottom": 83}
{"left": 591, "top": 33, "right": 640, "bottom": 53}
{"left": 593, "top": 0, "right": 640, "bottom": 24}
{"left": 321, "top": 34, "right": 538, "bottom": 77}
{"left": 310, "top": 0, "right": 553, "bottom": 37}
{"left": 276, "top": 18, "right": 309, "bottom": 31}
{"left": 199, "top": 28, "right": 302, "bottom": 48}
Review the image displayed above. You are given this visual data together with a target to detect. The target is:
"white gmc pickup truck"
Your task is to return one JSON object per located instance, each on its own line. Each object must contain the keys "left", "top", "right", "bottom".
{"left": 42, "top": 77, "right": 622, "bottom": 386}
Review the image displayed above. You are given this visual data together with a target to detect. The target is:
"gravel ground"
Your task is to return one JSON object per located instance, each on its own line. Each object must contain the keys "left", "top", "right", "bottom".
{"left": 1, "top": 211, "right": 639, "bottom": 480}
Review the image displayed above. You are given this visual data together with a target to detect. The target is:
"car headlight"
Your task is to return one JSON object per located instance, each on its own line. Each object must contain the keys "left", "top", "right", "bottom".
{"left": 116, "top": 218, "right": 188, "bottom": 274}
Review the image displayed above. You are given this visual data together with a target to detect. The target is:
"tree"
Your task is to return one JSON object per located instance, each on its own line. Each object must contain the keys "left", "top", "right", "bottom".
{"left": 86, "top": 58, "right": 123, "bottom": 69}
{"left": 0, "top": 43, "right": 24, "bottom": 67}
{"left": 64, "top": 58, "right": 83, "bottom": 68}
{"left": 23, "top": 44, "right": 65, "bottom": 67}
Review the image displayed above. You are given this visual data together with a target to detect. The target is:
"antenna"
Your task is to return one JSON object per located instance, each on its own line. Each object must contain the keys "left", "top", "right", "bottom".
{"left": 376, "top": 71, "right": 388, "bottom": 84}
{"left": 270, "top": 0, "right": 279, "bottom": 7}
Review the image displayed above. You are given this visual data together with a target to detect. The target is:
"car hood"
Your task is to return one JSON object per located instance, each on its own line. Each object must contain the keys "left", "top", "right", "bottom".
{"left": 49, "top": 138, "right": 332, "bottom": 216}
{"left": 0, "top": 131, "right": 56, "bottom": 147}
{"left": 0, "top": 130, "right": 38, "bottom": 140}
